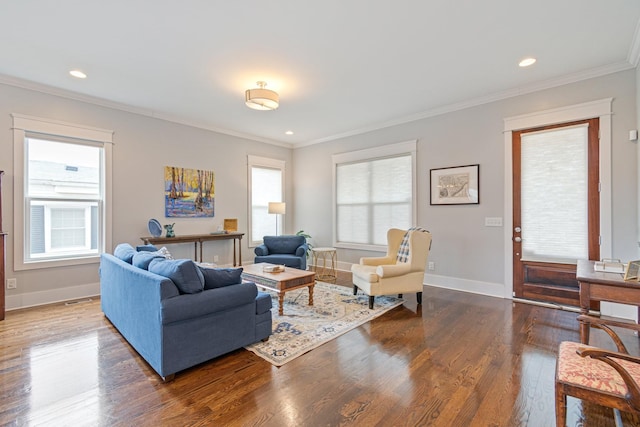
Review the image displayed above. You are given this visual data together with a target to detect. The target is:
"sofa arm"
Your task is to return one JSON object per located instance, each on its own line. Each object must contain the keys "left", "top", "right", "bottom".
{"left": 161, "top": 282, "right": 258, "bottom": 324}
{"left": 254, "top": 244, "right": 269, "bottom": 256}
{"left": 295, "top": 243, "right": 308, "bottom": 257}
{"left": 376, "top": 263, "right": 411, "bottom": 278}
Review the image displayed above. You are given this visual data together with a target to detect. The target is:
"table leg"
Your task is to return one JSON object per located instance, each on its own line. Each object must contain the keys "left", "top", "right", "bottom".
{"left": 579, "top": 281, "right": 590, "bottom": 344}
{"left": 233, "top": 239, "right": 237, "bottom": 267}
{"left": 195, "top": 242, "right": 199, "bottom": 262}
{"left": 278, "top": 293, "right": 285, "bottom": 316}
{"left": 308, "top": 283, "right": 314, "bottom": 306}
{"left": 238, "top": 238, "right": 242, "bottom": 266}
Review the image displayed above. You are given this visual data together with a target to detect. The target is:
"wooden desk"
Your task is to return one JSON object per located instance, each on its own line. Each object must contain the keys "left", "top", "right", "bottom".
{"left": 577, "top": 259, "right": 640, "bottom": 344}
{"left": 140, "top": 232, "right": 244, "bottom": 266}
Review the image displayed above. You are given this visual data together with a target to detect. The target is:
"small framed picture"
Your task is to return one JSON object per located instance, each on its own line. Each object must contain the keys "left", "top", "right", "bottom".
{"left": 430, "top": 164, "right": 479, "bottom": 205}
{"left": 223, "top": 218, "right": 238, "bottom": 232}
{"left": 624, "top": 260, "right": 640, "bottom": 281}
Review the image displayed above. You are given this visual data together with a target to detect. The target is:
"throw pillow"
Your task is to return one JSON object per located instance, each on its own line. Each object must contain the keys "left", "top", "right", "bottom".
{"left": 114, "top": 243, "right": 137, "bottom": 264}
{"left": 132, "top": 251, "right": 165, "bottom": 270}
{"left": 155, "top": 246, "right": 173, "bottom": 259}
{"left": 149, "top": 259, "right": 204, "bottom": 294}
{"left": 136, "top": 244, "right": 158, "bottom": 252}
{"left": 198, "top": 266, "right": 243, "bottom": 289}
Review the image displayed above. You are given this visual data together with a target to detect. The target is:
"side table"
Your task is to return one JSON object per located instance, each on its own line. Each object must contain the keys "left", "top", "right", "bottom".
{"left": 311, "top": 247, "right": 337, "bottom": 282}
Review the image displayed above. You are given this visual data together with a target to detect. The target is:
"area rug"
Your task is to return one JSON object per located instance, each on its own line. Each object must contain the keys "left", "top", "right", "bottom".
{"left": 245, "top": 282, "right": 403, "bottom": 366}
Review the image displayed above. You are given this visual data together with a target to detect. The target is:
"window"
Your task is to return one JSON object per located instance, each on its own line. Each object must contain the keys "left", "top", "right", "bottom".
{"left": 13, "top": 114, "right": 113, "bottom": 270}
{"left": 332, "top": 140, "right": 416, "bottom": 250}
{"left": 248, "top": 155, "right": 285, "bottom": 246}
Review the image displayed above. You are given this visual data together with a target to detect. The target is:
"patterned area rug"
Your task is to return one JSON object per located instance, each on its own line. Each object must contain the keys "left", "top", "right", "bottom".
{"left": 245, "top": 282, "right": 403, "bottom": 366}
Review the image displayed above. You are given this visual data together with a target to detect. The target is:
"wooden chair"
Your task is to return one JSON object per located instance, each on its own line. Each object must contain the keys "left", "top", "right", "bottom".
{"left": 555, "top": 315, "right": 640, "bottom": 427}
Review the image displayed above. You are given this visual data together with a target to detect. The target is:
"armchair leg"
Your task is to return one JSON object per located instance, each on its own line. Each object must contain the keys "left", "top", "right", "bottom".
{"left": 417, "top": 292, "right": 422, "bottom": 304}
{"left": 368, "top": 296, "right": 374, "bottom": 309}
{"left": 353, "top": 285, "right": 358, "bottom": 295}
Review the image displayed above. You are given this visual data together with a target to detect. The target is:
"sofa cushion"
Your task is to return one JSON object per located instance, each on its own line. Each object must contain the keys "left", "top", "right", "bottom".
{"left": 198, "top": 266, "right": 243, "bottom": 289}
{"left": 114, "top": 243, "right": 137, "bottom": 264}
{"left": 161, "top": 283, "right": 259, "bottom": 324}
{"left": 149, "top": 259, "right": 204, "bottom": 294}
{"left": 132, "top": 251, "right": 165, "bottom": 270}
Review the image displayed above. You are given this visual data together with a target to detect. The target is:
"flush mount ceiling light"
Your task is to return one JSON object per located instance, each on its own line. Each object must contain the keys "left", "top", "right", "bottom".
{"left": 519, "top": 57, "right": 537, "bottom": 67}
{"left": 245, "top": 81, "right": 279, "bottom": 110}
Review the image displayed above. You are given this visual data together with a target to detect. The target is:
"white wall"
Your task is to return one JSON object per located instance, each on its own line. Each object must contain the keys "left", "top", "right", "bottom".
{"left": 1, "top": 69, "right": 637, "bottom": 311}
{"left": 294, "top": 69, "right": 638, "bottom": 302}
{"left": 0, "top": 83, "right": 292, "bottom": 309}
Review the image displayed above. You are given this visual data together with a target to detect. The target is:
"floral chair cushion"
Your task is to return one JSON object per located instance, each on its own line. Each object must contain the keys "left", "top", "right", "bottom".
{"left": 557, "top": 341, "right": 640, "bottom": 396}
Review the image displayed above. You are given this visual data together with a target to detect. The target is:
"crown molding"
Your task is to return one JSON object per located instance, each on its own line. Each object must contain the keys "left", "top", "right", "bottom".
{"left": 297, "top": 61, "right": 635, "bottom": 148}
{"left": 0, "top": 73, "right": 293, "bottom": 149}
{"left": 628, "top": 18, "right": 640, "bottom": 67}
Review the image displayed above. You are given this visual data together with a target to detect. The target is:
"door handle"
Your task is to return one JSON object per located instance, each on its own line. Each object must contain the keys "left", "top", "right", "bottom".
{"left": 514, "top": 237, "right": 522, "bottom": 242}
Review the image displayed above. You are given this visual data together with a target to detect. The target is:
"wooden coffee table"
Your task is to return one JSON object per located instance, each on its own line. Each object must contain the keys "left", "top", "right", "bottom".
{"left": 242, "top": 263, "right": 316, "bottom": 315}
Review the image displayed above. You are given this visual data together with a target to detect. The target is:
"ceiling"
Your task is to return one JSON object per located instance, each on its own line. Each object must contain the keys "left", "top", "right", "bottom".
{"left": 1, "top": 1, "right": 640, "bottom": 147}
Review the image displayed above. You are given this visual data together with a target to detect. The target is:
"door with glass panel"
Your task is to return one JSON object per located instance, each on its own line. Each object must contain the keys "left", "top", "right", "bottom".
{"left": 512, "top": 119, "right": 599, "bottom": 306}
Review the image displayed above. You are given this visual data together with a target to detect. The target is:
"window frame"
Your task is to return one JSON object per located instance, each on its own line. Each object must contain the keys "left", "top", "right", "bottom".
{"left": 332, "top": 140, "right": 417, "bottom": 251}
{"left": 12, "top": 114, "right": 113, "bottom": 271}
{"left": 247, "top": 155, "right": 285, "bottom": 247}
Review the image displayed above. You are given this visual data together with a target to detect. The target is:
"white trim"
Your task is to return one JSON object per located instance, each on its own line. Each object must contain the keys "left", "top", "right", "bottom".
{"left": 5, "top": 281, "right": 100, "bottom": 311}
{"left": 11, "top": 113, "right": 114, "bottom": 143}
{"left": 298, "top": 64, "right": 631, "bottom": 147}
{"left": 331, "top": 140, "right": 417, "bottom": 249}
{"left": 424, "top": 273, "right": 506, "bottom": 299}
{"left": 503, "top": 98, "right": 613, "bottom": 299}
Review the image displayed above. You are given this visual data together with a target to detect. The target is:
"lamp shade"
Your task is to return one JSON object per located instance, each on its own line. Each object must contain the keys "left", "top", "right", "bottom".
{"left": 245, "top": 81, "right": 279, "bottom": 110}
{"left": 268, "top": 202, "right": 286, "bottom": 215}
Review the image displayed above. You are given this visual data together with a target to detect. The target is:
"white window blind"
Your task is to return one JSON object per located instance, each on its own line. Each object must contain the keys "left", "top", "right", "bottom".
{"left": 247, "top": 155, "right": 285, "bottom": 246}
{"left": 333, "top": 141, "right": 416, "bottom": 249}
{"left": 520, "top": 124, "right": 589, "bottom": 262}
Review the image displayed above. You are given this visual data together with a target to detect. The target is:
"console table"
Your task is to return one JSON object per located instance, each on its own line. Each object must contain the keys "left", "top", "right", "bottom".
{"left": 140, "top": 232, "right": 244, "bottom": 266}
{"left": 577, "top": 259, "right": 640, "bottom": 344}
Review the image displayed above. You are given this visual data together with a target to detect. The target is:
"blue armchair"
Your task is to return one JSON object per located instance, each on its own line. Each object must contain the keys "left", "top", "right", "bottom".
{"left": 254, "top": 235, "right": 308, "bottom": 270}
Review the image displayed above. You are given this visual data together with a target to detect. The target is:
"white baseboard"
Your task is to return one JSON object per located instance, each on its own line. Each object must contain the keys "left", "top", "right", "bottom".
{"left": 424, "top": 273, "right": 506, "bottom": 299}
{"left": 6, "top": 282, "right": 100, "bottom": 311}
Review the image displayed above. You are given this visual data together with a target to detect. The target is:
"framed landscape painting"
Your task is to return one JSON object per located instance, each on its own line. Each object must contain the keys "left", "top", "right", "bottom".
{"left": 430, "top": 164, "right": 479, "bottom": 205}
{"left": 165, "top": 166, "right": 215, "bottom": 217}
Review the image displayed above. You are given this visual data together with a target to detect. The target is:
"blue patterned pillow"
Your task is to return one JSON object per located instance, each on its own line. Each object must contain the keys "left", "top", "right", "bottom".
{"left": 149, "top": 259, "right": 204, "bottom": 294}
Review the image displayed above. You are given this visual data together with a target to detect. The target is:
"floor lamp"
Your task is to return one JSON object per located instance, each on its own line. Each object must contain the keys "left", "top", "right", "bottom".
{"left": 268, "top": 202, "right": 286, "bottom": 236}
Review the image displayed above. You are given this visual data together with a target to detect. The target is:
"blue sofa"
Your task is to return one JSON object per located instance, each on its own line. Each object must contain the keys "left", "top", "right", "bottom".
{"left": 100, "top": 246, "right": 272, "bottom": 380}
{"left": 254, "top": 235, "right": 308, "bottom": 270}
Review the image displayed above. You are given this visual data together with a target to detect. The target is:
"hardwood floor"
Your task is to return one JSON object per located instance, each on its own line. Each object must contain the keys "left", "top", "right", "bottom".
{"left": 1, "top": 271, "right": 640, "bottom": 426}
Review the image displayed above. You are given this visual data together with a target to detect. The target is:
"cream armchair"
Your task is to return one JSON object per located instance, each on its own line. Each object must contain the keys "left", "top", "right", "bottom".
{"left": 351, "top": 227, "right": 432, "bottom": 309}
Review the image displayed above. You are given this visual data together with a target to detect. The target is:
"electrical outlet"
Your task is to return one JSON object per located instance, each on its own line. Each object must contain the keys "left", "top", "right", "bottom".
{"left": 213, "top": 255, "right": 219, "bottom": 262}
{"left": 428, "top": 262, "right": 435, "bottom": 271}
{"left": 7, "top": 278, "right": 17, "bottom": 289}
